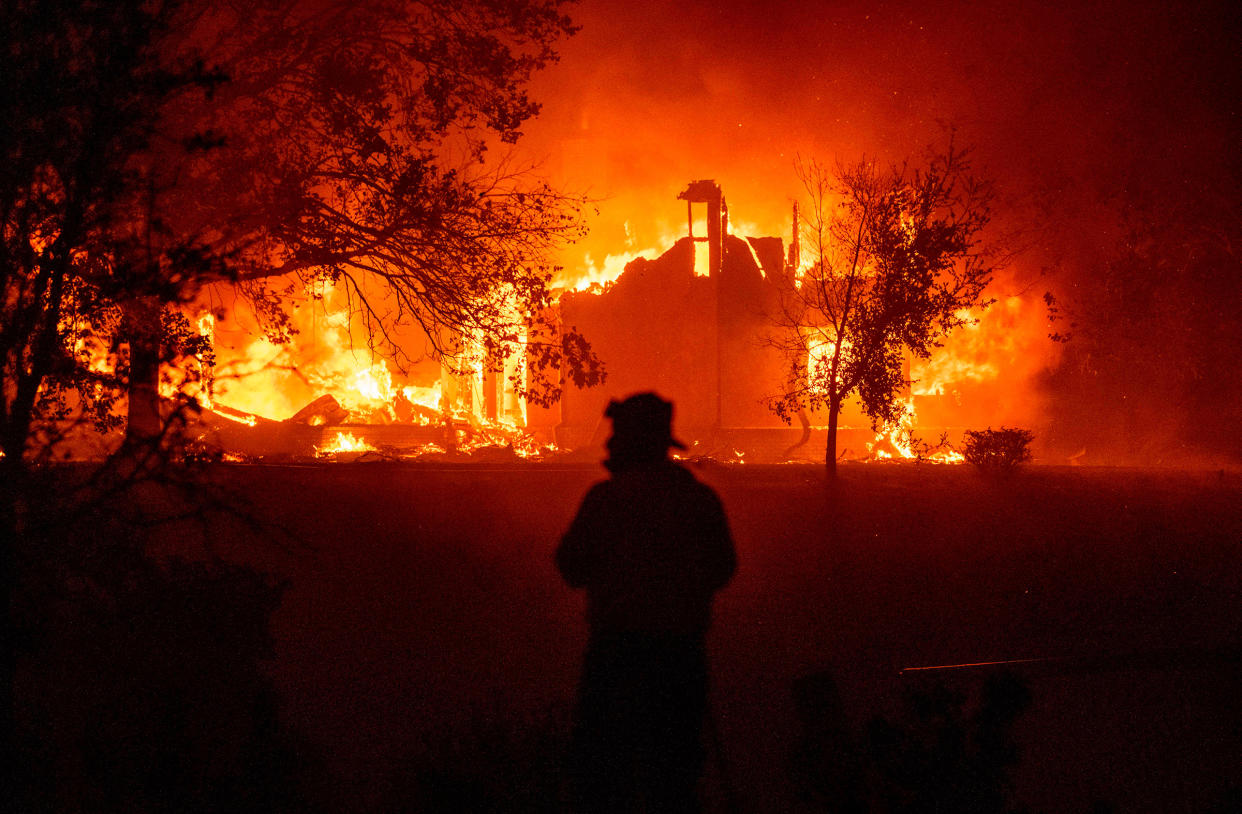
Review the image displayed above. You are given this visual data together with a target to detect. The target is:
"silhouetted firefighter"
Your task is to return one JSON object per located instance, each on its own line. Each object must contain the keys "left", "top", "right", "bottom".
{"left": 557, "top": 393, "right": 737, "bottom": 813}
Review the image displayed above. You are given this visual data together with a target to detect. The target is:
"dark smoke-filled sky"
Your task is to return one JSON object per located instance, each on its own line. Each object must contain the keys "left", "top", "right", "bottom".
{"left": 520, "top": 0, "right": 1242, "bottom": 461}
{"left": 526, "top": 0, "right": 1239, "bottom": 267}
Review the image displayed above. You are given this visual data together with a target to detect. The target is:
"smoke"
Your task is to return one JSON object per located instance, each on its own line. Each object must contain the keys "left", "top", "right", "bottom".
{"left": 517, "top": 0, "right": 1242, "bottom": 463}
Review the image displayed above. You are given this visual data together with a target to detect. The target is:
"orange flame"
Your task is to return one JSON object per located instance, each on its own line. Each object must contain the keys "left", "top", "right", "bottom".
{"left": 315, "top": 431, "right": 377, "bottom": 457}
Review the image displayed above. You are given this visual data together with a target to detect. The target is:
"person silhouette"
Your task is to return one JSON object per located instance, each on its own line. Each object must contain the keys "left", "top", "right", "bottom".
{"left": 557, "top": 393, "right": 736, "bottom": 813}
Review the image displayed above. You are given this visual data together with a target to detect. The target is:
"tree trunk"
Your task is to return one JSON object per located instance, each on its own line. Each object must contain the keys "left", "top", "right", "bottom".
{"left": 0, "top": 458, "right": 20, "bottom": 795}
{"left": 123, "top": 297, "right": 162, "bottom": 447}
{"left": 825, "top": 399, "right": 840, "bottom": 478}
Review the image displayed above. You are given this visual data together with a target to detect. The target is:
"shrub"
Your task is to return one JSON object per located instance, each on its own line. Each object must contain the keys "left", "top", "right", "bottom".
{"left": 962, "top": 427, "right": 1034, "bottom": 470}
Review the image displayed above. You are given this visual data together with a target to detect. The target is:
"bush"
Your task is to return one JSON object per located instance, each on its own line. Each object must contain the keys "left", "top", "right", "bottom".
{"left": 962, "top": 427, "right": 1034, "bottom": 470}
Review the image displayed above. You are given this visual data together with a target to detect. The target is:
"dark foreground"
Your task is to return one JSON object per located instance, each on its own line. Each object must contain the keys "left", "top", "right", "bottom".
{"left": 17, "top": 462, "right": 1242, "bottom": 812}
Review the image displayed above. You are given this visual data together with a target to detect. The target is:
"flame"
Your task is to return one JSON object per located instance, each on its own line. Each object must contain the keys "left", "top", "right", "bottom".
{"left": 865, "top": 399, "right": 917, "bottom": 461}
{"left": 554, "top": 221, "right": 721, "bottom": 292}
{"left": 170, "top": 202, "right": 1053, "bottom": 466}
{"left": 937, "top": 448, "right": 967, "bottom": 464}
{"left": 213, "top": 406, "right": 258, "bottom": 427}
{"left": 805, "top": 332, "right": 840, "bottom": 387}
{"left": 910, "top": 297, "right": 1043, "bottom": 399}
{"left": 452, "top": 417, "right": 553, "bottom": 459}
{"left": 199, "top": 277, "right": 553, "bottom": 460}
{"left": 347, "top": 364, "right": 391, "bottom": 402}
{"left": 864, "top": 399, "right": 965, "bottom": 463}
{"left": 910, "top": 307, "right": 999, "bottom": 396}
{"left": 205, "top": 280, "right": 446, "bottom": 423}
{"left": 315, "top": 431, "right": 377, "bottom": 457}
{"left": 560, "top": 250, "right": 639, "bottom": 292}
{"left": 157, "top": 310, "right": 215, "bottom": 409}
{"left": 401, "top": 382, "right": 443, "bottom": 412}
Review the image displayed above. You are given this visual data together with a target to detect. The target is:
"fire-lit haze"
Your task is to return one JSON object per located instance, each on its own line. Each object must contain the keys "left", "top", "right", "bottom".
{"left": 199, "top": 0, "right": 1241, "bottom": 465}
{"left": 517, "top": 0, "right": 1242, "bottom": 463}
{"left": 12, "top": 4, "right": 1242, "bottom": 812}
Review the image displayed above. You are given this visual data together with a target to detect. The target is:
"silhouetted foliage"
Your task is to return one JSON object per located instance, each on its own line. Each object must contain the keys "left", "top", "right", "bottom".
{"left": 1, "top": 0, "right": 593, "bottom": 777}
{"left": 0, "top": 0, "right": 232, "bottom": 783}
{"left": 190, "top": 0, "right": 600, "bottom": 408}
{"left": 1, "top": 0, "right": 597, "bottom": 471}
{"left": 1039, "top": 193, "right": 1242, "bottom": 464}
{"left": 14, "top": 506, "right": 315, "bottom": 813}
{"left": 791, "top": 670, "right": 1033, "bottom": 814}
{"left": 388, "top": 704, "right": 569, "bottom": 814}
{"left": 962, "top": 427, "right": 1034, "bottom": 470}
{"left": 767, "top": 135, "right": 1002, "bottom": 474}
{"left": 0, "top": 0, "right": 231, "bottom": 460}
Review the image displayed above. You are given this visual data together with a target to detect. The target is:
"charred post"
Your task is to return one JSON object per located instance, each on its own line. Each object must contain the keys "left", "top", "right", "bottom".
{"left": 679, "top": 180, "right": 727, "bottom": 428}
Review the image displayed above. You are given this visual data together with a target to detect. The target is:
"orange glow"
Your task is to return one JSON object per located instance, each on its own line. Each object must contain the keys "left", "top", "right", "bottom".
{"left": 162, "top": 196, "right": 1055, "bottom": 464}
{"left": 865, "top": 399, "right": 966, "bottom": 464}
{"left": 910, "top": 301, "right": 1028, "bottom": 397}
{"left": 692, "top": 241, "right": 711, "bottom": 276}
{"left": 159, "top": 312, "right": 216, "bottom": 410}
{"left": 554, "top": 223, "right": 693, "bottom": 292}
{"left": 315, "top": 431, "right": 376, "bottom": 457}
{"left": 401, "top": 382, "right": 444, "bottom": 413}
{"left": 202, "top": 281, "right": 444, "bottom": 423}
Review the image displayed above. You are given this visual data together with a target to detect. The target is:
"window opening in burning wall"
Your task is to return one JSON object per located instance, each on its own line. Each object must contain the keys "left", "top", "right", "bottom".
{"left": 678, "top": 179, "right": 725, "bottom": 279}
{"left": 688, "top": 202, "right": 711, "bottom": 276}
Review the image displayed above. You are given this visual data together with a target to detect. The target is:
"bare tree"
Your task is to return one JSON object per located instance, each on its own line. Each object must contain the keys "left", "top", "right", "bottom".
{"left": 767, "top": 140, "right": 1001, "bottom": 475}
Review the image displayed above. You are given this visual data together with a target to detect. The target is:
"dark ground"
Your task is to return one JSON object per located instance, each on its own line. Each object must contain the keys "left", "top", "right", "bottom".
{"left": 22, "top": 462, "right": 1242, "bottom": 812}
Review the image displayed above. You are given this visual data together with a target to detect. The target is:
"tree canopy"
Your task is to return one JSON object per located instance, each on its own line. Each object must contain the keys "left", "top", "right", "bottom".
{"left": 1039, "top": 189, "right": 1242, "bottom": 463}
{"left": 198, "top": 0, "right": 599, "bottom": 394}
{"left": 0, "top": 0, "right": 599, "bottom": 469}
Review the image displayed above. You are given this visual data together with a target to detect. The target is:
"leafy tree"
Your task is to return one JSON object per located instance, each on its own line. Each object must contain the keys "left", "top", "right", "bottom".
{"left": 0, "top": 0, "right": 242, "bottom": 784}
{"left": 2, "top": 0, "right": 599, "bottom": 461}
{"left": 1, "top": 0, "right": 593, "bottom": 782}
{"left": 767, "top": 140, "right": 1001, "bottom": 475}
{"left": 1038, "top": 192, "right": 1242, "bottom": 464}
{"left": 193, "top": 0, "right": 602, "bottom": 416}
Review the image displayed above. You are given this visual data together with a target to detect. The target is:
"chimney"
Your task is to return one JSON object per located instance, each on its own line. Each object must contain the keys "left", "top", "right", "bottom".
{"left": 677, "top": 179, "right": 725, "bottom": 278}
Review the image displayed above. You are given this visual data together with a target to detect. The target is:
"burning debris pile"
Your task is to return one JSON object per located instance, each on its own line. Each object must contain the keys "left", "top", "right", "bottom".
{"left": 192, "top": 374, "right": 559, "bottom": 464}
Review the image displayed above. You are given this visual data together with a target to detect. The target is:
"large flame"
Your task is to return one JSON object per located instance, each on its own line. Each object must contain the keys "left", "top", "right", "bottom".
{"left": 553, "top": 221, "right": 717, "bottom": 292}
{"left": 910, "top": 299, "right": 1031, "bottom": 398}
{"left": 201, "top": 281, "right": 447, "bottom": 423}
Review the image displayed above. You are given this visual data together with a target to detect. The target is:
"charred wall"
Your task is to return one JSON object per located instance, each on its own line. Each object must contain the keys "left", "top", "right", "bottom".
{"left": 557, "top": 234, "right": 790, "bottom": 449}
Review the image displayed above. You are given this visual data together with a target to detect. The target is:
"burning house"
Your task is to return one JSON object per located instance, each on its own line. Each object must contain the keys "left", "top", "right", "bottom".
{"left": 189, "top": 179, "right": 794, "bottom": 460}
{"left": 183, "top": 178, "right": 1041, "bottom": 464}
{"left": 542, "top": 179, "right": 966, "bottom": 461}
{"left": 552, "top": 180, "right": 794, "bottom": 455}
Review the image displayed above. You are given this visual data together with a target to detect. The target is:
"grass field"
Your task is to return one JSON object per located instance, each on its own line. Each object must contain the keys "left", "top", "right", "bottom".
{"left": 23, "top": 461, "right": 1242, "bottom": 811}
